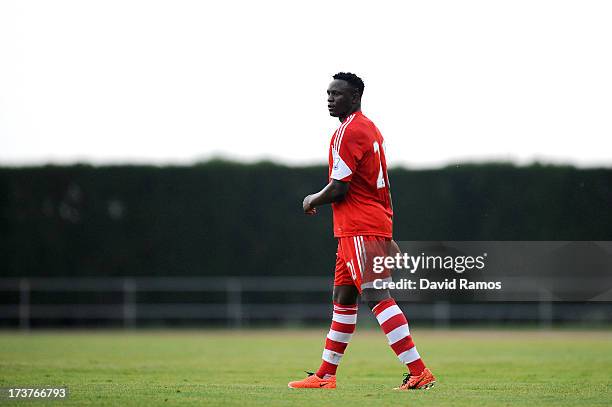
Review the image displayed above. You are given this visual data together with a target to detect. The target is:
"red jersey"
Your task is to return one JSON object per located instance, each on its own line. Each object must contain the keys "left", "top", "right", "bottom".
{"left": 328, "top": 111, "right": 393, "bottom": 238}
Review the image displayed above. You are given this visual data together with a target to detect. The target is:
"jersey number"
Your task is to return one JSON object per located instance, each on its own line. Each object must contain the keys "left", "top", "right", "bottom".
{"left": 373, "top": 141, "right": 386, "bottom": 189}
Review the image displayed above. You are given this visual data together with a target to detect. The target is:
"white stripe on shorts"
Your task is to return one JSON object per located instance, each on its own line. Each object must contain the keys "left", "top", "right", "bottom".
{"left": 353, "top": 236, "right": 363, "bottom": 277}
{"left": 359, "top": 236, "right": 366, "bottom": 269}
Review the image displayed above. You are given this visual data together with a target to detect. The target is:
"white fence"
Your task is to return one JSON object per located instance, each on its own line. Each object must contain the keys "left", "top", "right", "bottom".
{"left": 0, "top": 277, "right": 609, "bottom": 329}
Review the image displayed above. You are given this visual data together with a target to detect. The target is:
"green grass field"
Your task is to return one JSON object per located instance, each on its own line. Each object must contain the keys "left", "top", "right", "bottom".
{"left": 1, "top": 329, "right": 611, "bottom": 406}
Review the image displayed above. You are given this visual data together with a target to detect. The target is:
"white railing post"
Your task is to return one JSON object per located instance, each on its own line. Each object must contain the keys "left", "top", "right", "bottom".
{"left": 226, "top": 279, "right": 243, "bottom": 328}
{"left": 123, "top": 278, "right": 136, "bottom": 328}
{"left": 433, "top": 301, "right": 450, "bottom": 328}
{"left": 19, "top": 278, "right": 30, "bottom": 331}
{"left": 538, "top": 288, "right": 552, "bottom": 329}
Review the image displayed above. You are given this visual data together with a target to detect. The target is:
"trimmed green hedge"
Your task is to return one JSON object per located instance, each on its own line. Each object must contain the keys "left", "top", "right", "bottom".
{"left": 1, "top": 162, "right": 610, "bottom": 277}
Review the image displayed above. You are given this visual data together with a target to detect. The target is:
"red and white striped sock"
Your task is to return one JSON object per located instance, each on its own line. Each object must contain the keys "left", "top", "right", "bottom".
{"left": 315, "top": 302, "right": 358, "bottom": 378}
{"left": 372, "top": 298, "right": 426, "bottom": 375}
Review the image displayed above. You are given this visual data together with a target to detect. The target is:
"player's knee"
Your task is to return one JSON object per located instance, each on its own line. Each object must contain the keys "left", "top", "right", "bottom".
{"left": 362, "top": 288, "right": 391, "bottom": 310}
{"left": 333, "top": 286, "right": 358, "bottom": 305}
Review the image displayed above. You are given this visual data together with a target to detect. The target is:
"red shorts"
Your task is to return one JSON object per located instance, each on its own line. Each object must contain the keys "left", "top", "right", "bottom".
{"left": 334, "top": 235, "right": 394, "bottom": 293}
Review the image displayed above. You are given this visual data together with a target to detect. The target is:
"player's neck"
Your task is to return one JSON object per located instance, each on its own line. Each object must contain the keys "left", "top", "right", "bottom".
{"left": 339, "top": 105, "right": 361, "bottom": 123}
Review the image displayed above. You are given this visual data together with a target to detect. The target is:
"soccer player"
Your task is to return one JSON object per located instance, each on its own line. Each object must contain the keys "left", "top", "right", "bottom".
{"left": 288, "top": 72, "right": 436, "bottom": 390}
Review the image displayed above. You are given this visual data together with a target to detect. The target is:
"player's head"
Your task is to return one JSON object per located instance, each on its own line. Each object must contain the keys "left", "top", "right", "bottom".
{"left": 327, "top": 72, "right": 364, "bottom": 118}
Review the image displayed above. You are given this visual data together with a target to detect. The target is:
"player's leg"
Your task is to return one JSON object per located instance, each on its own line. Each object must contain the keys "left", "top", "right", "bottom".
{"left": 360, "top": 237, "right": 436, "bottom": 390}
{"left": 288, "top": 240, "right": 359, "bottom": 389}
{"left": 312, "top": 246, "right": 359, "bottom": 380}
{"left": 310, "top": 284, "right": 358, "bottom": 379}
{"left": 333, "top": 284, "right": 359, "bottom": 305}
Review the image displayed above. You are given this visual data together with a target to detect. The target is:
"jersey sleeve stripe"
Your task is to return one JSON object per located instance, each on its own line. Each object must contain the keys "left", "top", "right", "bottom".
{"left": 334, "top": 114, "right": 355, "bottom": 152}
{"left": 332, "top": 119, "right": 347, "bottom": 152}
{"left": 333, "top": 119, "right": 350, "bottom": 152}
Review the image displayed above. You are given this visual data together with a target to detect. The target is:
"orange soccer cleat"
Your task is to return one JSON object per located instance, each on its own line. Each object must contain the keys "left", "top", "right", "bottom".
{"left": 394, "top": 368, "right": 436, "bottom": 390}
{"left": 288, "top": 371, "right": 336, "bottom": 389}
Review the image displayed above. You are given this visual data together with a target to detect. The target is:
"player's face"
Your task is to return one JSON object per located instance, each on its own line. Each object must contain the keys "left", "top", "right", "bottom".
{"left": 327, "top": 79, "right": 355, "bottom": 118}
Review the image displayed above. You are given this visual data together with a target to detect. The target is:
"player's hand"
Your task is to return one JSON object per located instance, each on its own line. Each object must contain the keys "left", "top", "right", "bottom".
{"left": 303, "top": 195, "right": 317, "bottom": 215}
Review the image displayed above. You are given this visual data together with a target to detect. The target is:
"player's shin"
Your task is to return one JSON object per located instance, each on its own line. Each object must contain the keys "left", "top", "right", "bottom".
{"left": 315, "top": 302, "right": 357, "bottom": 378}
{"left": 371, "top": 297, "right": 426, "bottom": 375}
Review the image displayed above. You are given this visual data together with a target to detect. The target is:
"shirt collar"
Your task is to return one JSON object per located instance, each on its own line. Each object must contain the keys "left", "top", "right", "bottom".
{"left": 341, "top": 110, "right": 361, "bottom": 124}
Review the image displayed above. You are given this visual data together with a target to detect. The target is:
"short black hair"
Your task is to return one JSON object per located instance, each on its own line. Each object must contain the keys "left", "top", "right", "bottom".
{"left": 333, "top": 72, "right": 365, "bottom": 97}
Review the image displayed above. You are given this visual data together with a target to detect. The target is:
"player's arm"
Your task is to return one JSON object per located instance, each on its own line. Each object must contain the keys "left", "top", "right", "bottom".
{"left": 302, "top": 180, "right": 349, "bottom": 215}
